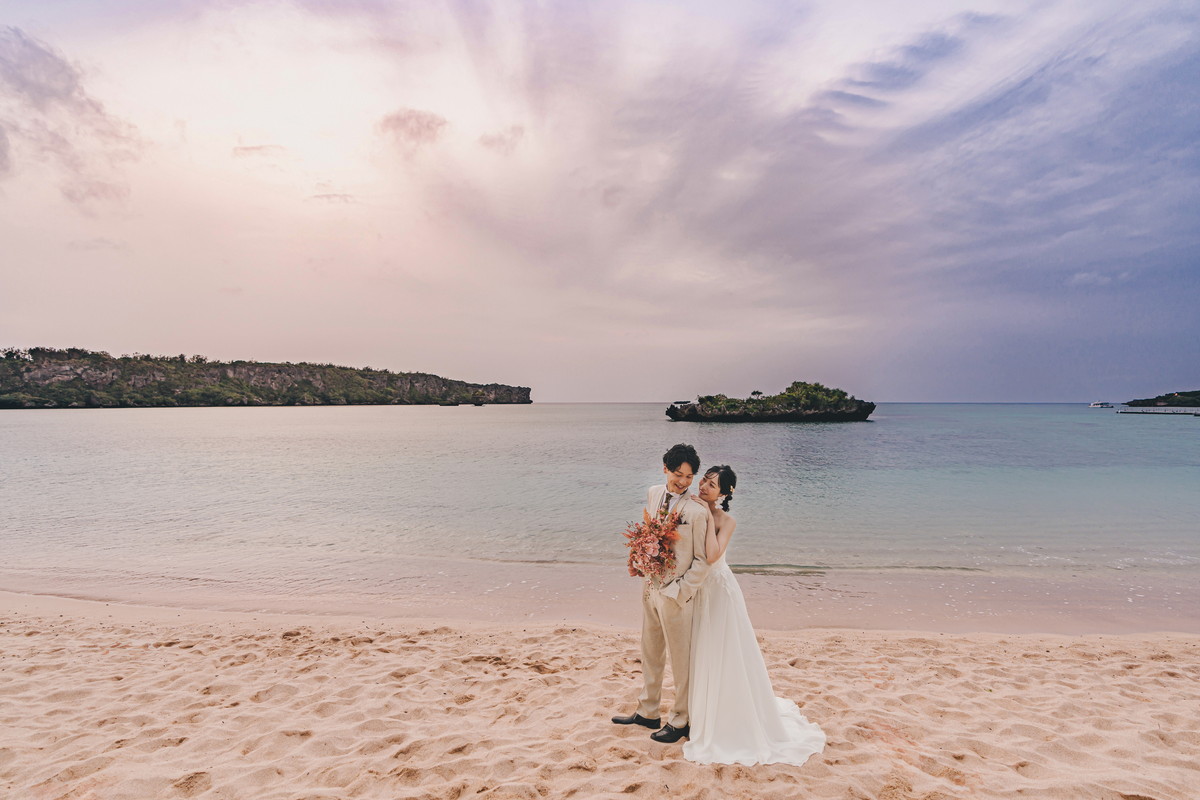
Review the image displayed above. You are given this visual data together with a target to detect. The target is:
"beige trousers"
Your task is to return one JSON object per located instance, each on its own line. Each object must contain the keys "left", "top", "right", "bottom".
{"left": 636, "top": 585, "right": 694, "bottom": 728}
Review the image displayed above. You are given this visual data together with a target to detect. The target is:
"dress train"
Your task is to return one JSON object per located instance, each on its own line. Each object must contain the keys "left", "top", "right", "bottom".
{"left": 684, "top": 554, "right": 826, "bottom": 766}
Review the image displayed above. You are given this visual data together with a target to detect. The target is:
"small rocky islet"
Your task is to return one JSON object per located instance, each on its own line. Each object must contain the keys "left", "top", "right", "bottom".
{"left": 667, "top": 381, "right": 874, "bottom": 422}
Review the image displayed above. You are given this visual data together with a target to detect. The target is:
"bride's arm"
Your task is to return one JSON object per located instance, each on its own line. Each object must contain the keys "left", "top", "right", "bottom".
{"left": 704, "top": 509, "right": 719, "bottom": 562}
{"left": 706, "top": 515, "right": 737, "bottom": 564}
{"left": 688, "top": 497, "right": 720, "bottom": 562}
{"left": 687, "top": 496, "right": 734, "bottom": 563}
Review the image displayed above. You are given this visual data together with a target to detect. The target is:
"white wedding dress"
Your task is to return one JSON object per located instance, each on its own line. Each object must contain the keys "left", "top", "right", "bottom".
{"left": 684, "top": 552, "right": 826, "bottom": 766}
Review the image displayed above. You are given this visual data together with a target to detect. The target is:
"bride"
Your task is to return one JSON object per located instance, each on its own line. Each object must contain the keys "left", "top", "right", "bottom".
{"left": 684, "top": 465, "right": 826, "bottom": 766}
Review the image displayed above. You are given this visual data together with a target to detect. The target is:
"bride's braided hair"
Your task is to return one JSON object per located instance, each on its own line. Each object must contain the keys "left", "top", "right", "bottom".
{"left": 705, "top": 465, "right": 738, "bottom": 511}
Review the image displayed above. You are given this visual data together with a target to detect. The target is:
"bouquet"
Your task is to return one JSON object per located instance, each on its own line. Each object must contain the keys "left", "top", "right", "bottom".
{"left": 623, "top": 507, "right": 682, "bottom": 581}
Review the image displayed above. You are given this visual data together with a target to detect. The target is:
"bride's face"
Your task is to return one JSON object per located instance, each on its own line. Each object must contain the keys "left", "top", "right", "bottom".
{"left": 697, "top": 472, "right": 721, "bottom": 503}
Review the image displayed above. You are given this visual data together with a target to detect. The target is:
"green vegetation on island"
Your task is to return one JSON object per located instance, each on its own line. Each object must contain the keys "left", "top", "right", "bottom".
{"left": 0, "top": 347, "right": 532, "bottom": 409}
{"left": 1125, "top": 390, "right": 1200, "bottom": 407}
{"left": 666, "top": 381, "right": 875, "bottom": 422}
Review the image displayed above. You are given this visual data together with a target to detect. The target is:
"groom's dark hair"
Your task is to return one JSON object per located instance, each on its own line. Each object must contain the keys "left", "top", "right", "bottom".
{"left": 662, "top": 443, "right": 700, "bottom": 473}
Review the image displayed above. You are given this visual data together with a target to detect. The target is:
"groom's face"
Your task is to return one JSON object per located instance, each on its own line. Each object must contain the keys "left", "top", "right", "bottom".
{"left": 663, "top": 463, "right": 695, "bottom": 495}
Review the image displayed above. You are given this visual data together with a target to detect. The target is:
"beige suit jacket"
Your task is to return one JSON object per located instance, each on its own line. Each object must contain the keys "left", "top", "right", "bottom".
{"left": 645, "top": 484, "right": 712, "bottom": 604}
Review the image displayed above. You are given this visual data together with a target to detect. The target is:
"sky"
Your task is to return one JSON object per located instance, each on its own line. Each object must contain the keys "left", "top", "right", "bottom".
{"left": 1, "top": 0, "right": 1197, "bottom": 402}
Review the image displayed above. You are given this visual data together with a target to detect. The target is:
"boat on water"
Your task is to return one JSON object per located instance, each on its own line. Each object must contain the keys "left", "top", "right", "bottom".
{"left": 1088, "top": 401, "right": 1114, "bottom": 408}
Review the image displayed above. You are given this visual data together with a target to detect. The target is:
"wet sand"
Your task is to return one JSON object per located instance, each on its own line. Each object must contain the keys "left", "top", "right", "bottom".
{"left": 3, "top": 556, "right": 1198, "bottom": 634}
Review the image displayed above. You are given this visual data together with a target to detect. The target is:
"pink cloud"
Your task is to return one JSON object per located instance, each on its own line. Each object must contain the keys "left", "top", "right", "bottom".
{"left": 378, "top": 108, "right": 447, "bottom": 155}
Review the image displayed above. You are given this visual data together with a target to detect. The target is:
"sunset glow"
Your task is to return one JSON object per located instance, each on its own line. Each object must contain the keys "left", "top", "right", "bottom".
{"left": 3, "top": 0, "right": 1197, "bottom": 400}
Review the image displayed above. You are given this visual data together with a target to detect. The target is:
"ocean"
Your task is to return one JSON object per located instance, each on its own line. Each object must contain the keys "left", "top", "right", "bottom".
{"left": 2, "top": 403, "right": 1198, "bottom": 616}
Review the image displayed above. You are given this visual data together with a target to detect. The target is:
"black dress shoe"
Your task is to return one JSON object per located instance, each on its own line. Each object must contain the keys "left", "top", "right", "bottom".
{"left": 650, "top": 723, "right": 690, "bottom": 743}
{"left": 611, "top": 712, "right": 661, "bottom": 729}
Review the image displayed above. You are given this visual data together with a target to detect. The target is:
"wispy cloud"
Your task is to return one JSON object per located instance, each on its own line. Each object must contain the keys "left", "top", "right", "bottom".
{"left": 886, "top": 8, "right": 1200, "bottom": 291}
{"left": 479, "top": 125, "right": 524, "bottom": 155}
{"left": 356, "top": 1, "right": 1199, "bottom": 397}
{"left": 378, "top": 108, "right": 448, "bottom": 155}
{"left": 308, "top": 193, "right": 355, "bottom": 203}
{"left": 1, "top": 2, "right": 1197, "bottom": 401}
{"left": 67, "top": 237, "right": 128, "bottom": 251}
{"left": 0, "top": 26, "right": 141, "bottom": 212}
{"left": 232, "top": 144, "right": 287, "bottom": 158}
{"left": 0, "top": 123, "right": 9, "bottom": 175}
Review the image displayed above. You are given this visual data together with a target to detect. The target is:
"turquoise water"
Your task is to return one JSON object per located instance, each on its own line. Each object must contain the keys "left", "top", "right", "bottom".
{"left": 2, "top": 403, "right": 1198, "bottom": 604}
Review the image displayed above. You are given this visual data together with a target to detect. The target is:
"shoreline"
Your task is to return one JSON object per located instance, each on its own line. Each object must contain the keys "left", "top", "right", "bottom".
{"left": 3, "top": 554, "right": 1198, "bottom": 635}
{"left": 2, "top": 590, "right": 1197, "bottom": 800}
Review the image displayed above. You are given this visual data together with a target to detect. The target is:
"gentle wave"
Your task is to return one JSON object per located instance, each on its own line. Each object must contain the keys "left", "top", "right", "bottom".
{"left": 730, "top": 564, "right": 990, "bottom": 576}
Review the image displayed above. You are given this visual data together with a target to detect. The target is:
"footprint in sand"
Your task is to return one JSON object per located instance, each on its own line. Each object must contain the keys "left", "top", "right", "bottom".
{"left": 172, "top": 771, "right": 212, "bottom": 797}
{"left": 54, "top": 755, "right": 113, "bottom": 782}
{"left": 249, "top": 684, "right": 300, "bottom": 703}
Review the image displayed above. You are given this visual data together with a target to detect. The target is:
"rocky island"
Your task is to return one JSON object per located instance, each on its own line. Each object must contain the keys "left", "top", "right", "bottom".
{"left": 0, "top": 347, "right": 532, "bottom": 409}
{"left": 667, "top": 381, "right": 875, "bottom": 422}
{"left": 1125, "top": 390, "right": 1200, "bottom": 407}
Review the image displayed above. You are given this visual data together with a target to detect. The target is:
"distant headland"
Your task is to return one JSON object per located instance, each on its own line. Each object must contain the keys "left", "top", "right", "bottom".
{"left": 1125, "top": 390, "right": 1200, "bottom": 407}
{"left": 667, "top": 381, "right": 875, "bottom": 422}
{"left": 0, "top": 347, "right": 532, "bottom": 409}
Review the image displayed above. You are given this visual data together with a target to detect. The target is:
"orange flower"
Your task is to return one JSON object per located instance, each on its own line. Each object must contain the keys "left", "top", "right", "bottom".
{"left": 622, "top": 509, "right": 681, "bottom": 581}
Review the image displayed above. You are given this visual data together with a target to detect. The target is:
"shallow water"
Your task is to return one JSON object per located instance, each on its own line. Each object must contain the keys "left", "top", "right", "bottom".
{"left": 2, "top": 403, "right": 1198, "bottom": 610}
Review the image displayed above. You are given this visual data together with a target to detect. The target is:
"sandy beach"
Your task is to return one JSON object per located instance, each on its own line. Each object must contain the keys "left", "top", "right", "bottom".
{"left": 2, "top": 590, "right": 1197, "bottom": 800}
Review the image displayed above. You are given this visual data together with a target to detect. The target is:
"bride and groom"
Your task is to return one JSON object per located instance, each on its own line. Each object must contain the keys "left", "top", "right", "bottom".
{"left": 612, "top": 443, "right": 826, "bottom": 766}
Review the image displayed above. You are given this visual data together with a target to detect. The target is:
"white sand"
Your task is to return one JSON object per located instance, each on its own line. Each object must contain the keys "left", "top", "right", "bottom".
{"left": 2, "top": 591, "right": 1198, "bottom": 800}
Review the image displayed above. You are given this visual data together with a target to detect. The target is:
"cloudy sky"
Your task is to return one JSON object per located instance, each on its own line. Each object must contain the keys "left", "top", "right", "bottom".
{"left": 2, "top": 0, "right": 1197, "bottom": 401}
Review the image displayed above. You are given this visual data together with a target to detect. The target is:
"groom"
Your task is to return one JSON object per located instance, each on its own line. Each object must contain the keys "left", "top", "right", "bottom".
{"left": 612, "top": 443, "right": 712, "bottom": 743}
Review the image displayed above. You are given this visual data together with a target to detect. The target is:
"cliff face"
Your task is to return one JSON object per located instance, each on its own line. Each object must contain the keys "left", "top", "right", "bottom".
{"left": 0, "top": 348, "right": 532, "bottom": 408}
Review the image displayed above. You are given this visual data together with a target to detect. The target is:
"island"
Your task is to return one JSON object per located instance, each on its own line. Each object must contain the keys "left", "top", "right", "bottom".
{"left": 0, "top": 347, "right": 532, "bottom": 409}
{"left": 1125, "top": 390, "right": 1200, "bottom": 407}
{"left": 666, "top": 381, "right": 875, "bottom": 422}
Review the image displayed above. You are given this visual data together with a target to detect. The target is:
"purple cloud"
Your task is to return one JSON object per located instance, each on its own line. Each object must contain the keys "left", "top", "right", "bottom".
{"left": 378, "top": 108, "right": 448, "bottom": 154}
{"left": 0, "top": 26, "right": 140, "bottom": 211}
{"left": 2, "top": 2, "right": 1197, "bottom": 402}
